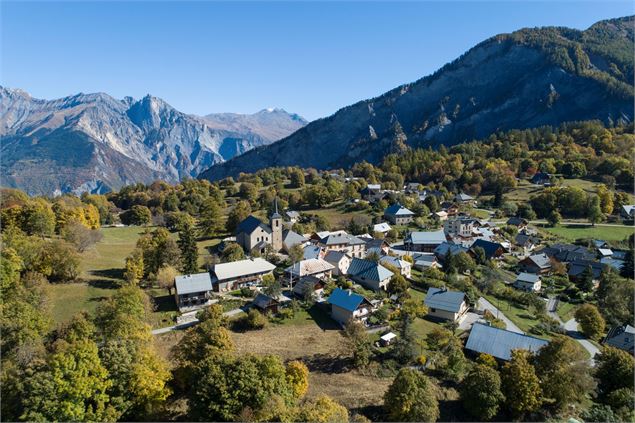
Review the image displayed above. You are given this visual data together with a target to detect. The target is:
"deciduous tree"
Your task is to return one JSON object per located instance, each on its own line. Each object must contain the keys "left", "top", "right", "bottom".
{"left": 384, "top": 368, "right": 439, "bottom": 422}
{"left": 460, "top": 364, "right": 505, "bottom": 420}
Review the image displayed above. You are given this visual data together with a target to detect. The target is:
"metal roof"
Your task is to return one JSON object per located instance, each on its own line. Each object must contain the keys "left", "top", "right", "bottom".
{"left": 212, "top": 258, "right": 276, "bottom": 281}
{"left": 380, "top": 255, "right": 409, "bottom": 270}
{"left": 524, "top": 253, "right": 551, "bottom": 269}
{"left": 373, "top": 222, "right": 392, "bottom": 233}
{"left": 327, "top": 288, "right": 365, "bottom": 312}
{"left": 320, "top": 232, "right": 365, "bottom": 246}
{"left": 516, "top": 272, "right": 540, "bottom": 284}
{"left": 407, "top": 229, "right": 447, "bottom": 245}
{"left": 348, "top": 257, "right": 393, "bottom": 282}
{"left": 175, "top": 272, "right": 213, "bottom": 295}
{"left": 324, "top": 250, "right": 349, "bottom": 264}
{"left": 455, "top": 192, "right": 474, "bottom": 201}
{"left": 465, "top": 323, "right": 548, "bottom": 361}
{"left": 424, "top": 287, "right": 465, "bottom": 312}
{"left": 303, "top": 245, "right": 322, "bottom": 260}
{"left": 282, "top": 229, "right": 308, "bottom": 247}
{"left": 384, "top": 203, "right": 414, "bottom": 216}
{"left": 434, "top": 241, "right": 468, "bottom": 257}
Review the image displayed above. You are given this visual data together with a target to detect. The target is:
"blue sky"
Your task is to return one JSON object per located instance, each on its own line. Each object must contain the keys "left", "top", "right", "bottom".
{"left": 2, "top": 1, "right": 632, "bottom": 120}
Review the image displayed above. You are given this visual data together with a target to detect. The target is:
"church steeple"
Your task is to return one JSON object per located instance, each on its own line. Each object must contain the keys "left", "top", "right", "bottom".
{"left": 270, "top": 198, "right": 282, "bottom": 251}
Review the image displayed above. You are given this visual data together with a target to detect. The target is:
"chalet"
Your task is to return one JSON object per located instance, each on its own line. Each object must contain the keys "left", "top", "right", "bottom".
{"left": 597, "top": 248, "right": 614, "bottom": 258}
{"left": 434, "top": 241, "right": 469, "bottom": 261}
{"left": 347, "top": 257, "right": 393, "bottom": 291}
{"left": 514, "top": 272, "right": 541, "bottom": 292}
{"left": 373, "top": 222, "right": 392, "bottom": 235}
{"left": 531, "top": 172, "right": 551, "bottom": 185}
{"left": 285, "top": 210, "right": 301, "bottom": 223}
{"left": 211, "top": 258, "right": 276, "bottom": 292}
{"left": 380, "top": 332, "right": 397, "bottom": 346}
{"left": 538, "top": 243, "right": 595, "bottom": 263}
{"left": 424, "top": 287, "right": 468, "bottom": 322}
{"left": 603, "top": 324, "right": 635, "bottom": 353}
{"left": 465, "top": 323, "right": 548, "bottom": 361}
{"left": 440, "top": 202, "right": 459, "bottom": 215}
{"left": 236, "top": 206, "right": 283, "bottom": 253}
{"left": 405, "top": 229, "right": 447, "bottom": 252}
{"left": 567, "top": 260, "right": 605, "bottom": 283}
{"left": 284, "top": 258, "right": 334, "bottom": 283}
{"left": 620, "top": 205, "right": 635, "bottom": 220}
{"left": 323, "top": 250, "right": 352, "bottom": 276}
{"left": 363, "top": 238, "right": 390, "bottom": 257}
{"left": 281, "top": 229, "right": 308, "bottom": 253}
{"left": 380, "top": 255, "right": 412, "bottom": 278}
{"left": 384, "top": 204, "right": 415, "bottom": 225}
{"left": 592, "top": 239, "right": 610, "bottom": 250}
{"left": 506, "top": 217, "right": 528, "bottom": 229}
{"left": 360, "top": 184, "right": 382, "bottom": 201}
{"left": 413, "top": 254, "right": 442, "bottom": 271}
{"left": 444, "top": 217, "right": 475, "bottom": 237}
{"left": 514, "top": 233, "right": 539, "bottom": 254}
{"left": 253, "top": 293, "right": 281, "bottom": 314}
{"left": 317, "top": 231, "right": 366, "bottom": 258}
{"left": 519, "top": 253, "right": 552, "bottom": 274}
{"left": 454, "top": 192, "right": 475, "bottom": 205}
{"left": 434, "top": 210, "right": 449, "bottom": 221}
{"left": 404, "top": 182, "right": 422, "bottom": 193}
{"left": 292, "top": 275, "right": 326, "bottom": 301}
{"left": 174, "top": 272, "right": 214, "bottom": 311}
{"left": 327, "top": 288, "right": 374, "bottom": 325}
{"left": 470, "top": 239, "right": 505, "bottom": 260}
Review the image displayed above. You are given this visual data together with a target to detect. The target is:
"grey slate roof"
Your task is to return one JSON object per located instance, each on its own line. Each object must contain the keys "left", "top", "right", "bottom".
{"left": 470, "top": 239, "right": 504, "bottom": 259}
{"left": 236, "top": 215, "right": 271, "bottom": 235}
{"left": 454, "top": 192, "right": 474, "bottom": 202}
{"left": 282, "top": 229, "right": 308, "bottom": 247}
{"left": 424, "top": 287, "right": 465, "bottom": 313}
{"left": 303, "top": 245, "right": 322, "bottom": 260}
{"left": 434, "top": 241, "right": 468, "bottom": 257}
{"left": 406, "top": 229, "right": 447, "bottom": 245}
{"left": 324, "top": 250, "right": 348, "bottom": 264}
{"left": 253, "top": 293, "right": 278, "bottom": 309}
{"left": 524, "top": 253, "right": 551, "bottom": 269}
{"left": 175, "top": 272, "right": 213, "bottom": 295}
{"left": 320, "top": 232, "right": 366, "bottom": 246}
{"left": 516, "top": 272, "right": 540, "bottom": 284}
{"left": 465, "top": 323, "right": 548, "bottom": 360}
{"left": 568, "top": 260, "right": 605, "bottom": 279}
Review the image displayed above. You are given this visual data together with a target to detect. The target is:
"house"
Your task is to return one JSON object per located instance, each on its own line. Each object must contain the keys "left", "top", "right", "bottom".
{"left": 465, "top": 323, "right": 548, "bottom": 361}
{"left": 380, "top": 256, "right": 412, "bottom": 278}
{"left": 347, "top": 257, "right": 394, "bottom": 291}
{"left": 373, "top": 222, "right": 392, "bottom": 235}
{"left": 324, "top": 250, "right": 352, "bottom": 276}
{"left": 404, "top": 229, "right": 447, "bottom": 252}
{"left": 404, "top": 182, "right": 422, "bottom": 193}
{"left": 514, "top": 272, "right": 542, "bottom": 292}
{"left": 284, "top": 258, "right": 334, "bottom": 283}
{"left": 444, "top": 217, "right": 475, "bottom": 237}
{"left": 174, "top": 272, "right": 214, "bottom": 311}
{"left": 413, "top": 254, "right": 441, "bottom": 271}
{"left": 424, "top": 287, "right": 468, "bottom": 322}
{"left": 592, "top": 240, "right": 610, "bottom": 250}
{"left": 253, "top": 293, "right": 281, "bottom": 314}
{"left": 567, "top": 260, "right": 605, "bottom": 283}
{"left": 440, "top": 202, "right": 460, "bottom": 215}
{"left": 506, "top": 217, "right": 528, "bottom": 229}
{"left": 597, "top": 248, "right": 614, "bottom": 258}
{"left": 434, "top": 210, "right": 449, "bottom": 221}
{"left": 454, "top": 192, "right": 475, "bottom": 205}
{"left": 235, "top": 204, "right": 283, "bottom": 253}
{"left": 317, "top": 231, "right": 366, "bottom": 258}
{"left": 211, "top": 258, "right": 276, "bottom": 292}
{"left": 470, "top": 239, "right": 505, "bottom": 260}
{"left": 518, "top": 253, "right": 552, "bottom": 274}
{"left": 303, "top": 244, "right": 322, "bottom": 260}
{"left": 603, "top": 324, "right": 635, "bottom": 353}
{"left": 327, "top": 287, "right": 374, "bottom": 325}
{"left": 384, "top": 203, "right": 415, "bottom": 225}
{"left": 285, "top": 210, "right": 301, "bottom": 223}
{"left": 538, "top": 243, "right": 595, "bottom": 263}
{"left": 360, "top": 184, "right": 382, "bottom": 201}
{"left": 363, "top": 238, "right": 390, "bottom": 257}
{"left": 380, "top": 332, "right": 397, "bottom": 346}
{"left": 282, "top": 229, "right": 308, "bottom": 253}
{"left": 292, "top": 275, "right": 326, "bottom": 301}
{"left": 433, "top": 241, "right": 469, "bottom": 261}
{"left": 514, "top": 233, "right": 539, "bottom": 254}
{"left": 620, "top": 205, "right": 635, "bottom": 220}
{"left": 531, "top": 172, "right": 551, "bottom": 185}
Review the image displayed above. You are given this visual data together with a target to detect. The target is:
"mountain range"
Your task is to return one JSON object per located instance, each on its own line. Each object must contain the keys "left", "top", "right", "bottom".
{"left": 200, "top": 16, "right": 634, "bottom": 181}
{"left": 0, "top": 88, "right": 306, "bottom": 195}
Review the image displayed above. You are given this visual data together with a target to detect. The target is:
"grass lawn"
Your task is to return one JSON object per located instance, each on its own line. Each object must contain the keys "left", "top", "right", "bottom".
{"left": 556, "top": 301, "right": 577, "bottom": 322}
{"left": 147, "top": 287, "right": 179, "bottom": 329}
{"left": 411, "top": 317, "right": 443, "bottom": 341}
{"left": 483, "top": 294, "right": 540, "bottom": 333}
{"left": 543, "top": 224, "right": 634, "bottom": 242}
{"left": 274, "top": 304, "right": 339, "bottom": 329}
{"left": 48, "top": 282, "right": 118, "bottom": 324}
{"left": 306, "top": 202, "right": 373, "bottom": 228}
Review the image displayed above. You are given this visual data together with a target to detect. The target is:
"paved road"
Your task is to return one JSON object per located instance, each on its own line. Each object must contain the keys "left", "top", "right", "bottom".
{"left": 151, "top": 307, "right": 246, "bottom": 335}
{"left": 477, "top": 297, "right": 523, "bottom": 334}
{"left": 563, "top": 318, "right": 600, "bottom": 365}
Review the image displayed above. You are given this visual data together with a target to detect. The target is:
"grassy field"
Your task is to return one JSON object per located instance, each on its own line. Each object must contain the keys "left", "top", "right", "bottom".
{"left": 48, "top": 282, "right": 119, "bottom": 325}
{"left": 483, "top": 294, "right": 541, "bottom": 334}
{"left": 556, "top": 301, "right": 577, "bottom": 322}
{"left": 543, "top": 224, "right": 634, "bottom": 242}
{"left": 306, "top": 202, "right": 374, "bottom": 228}
{"left": 80, "top": 226, "right": 145, "bottom": 283}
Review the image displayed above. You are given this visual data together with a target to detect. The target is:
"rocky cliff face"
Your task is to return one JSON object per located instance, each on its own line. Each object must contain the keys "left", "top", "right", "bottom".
{"left": 0, "top": 89, "right": 306, "bottom": 195}
{"left": 200, "top": 16, "right": 634, "bottom": 181}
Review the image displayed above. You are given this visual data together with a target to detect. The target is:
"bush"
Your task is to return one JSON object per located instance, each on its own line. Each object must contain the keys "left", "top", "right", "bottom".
{"left": 239, "top": 287, "right": 254, "bottom": 298}
{"left": 233, "top": 309, "right": 267, "bottom": 331}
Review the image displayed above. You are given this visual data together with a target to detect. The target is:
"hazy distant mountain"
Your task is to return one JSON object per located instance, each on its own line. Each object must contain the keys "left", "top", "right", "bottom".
{"left": 0, "top": 88, "right": 306, "bottom": 195}
{"left": 201, "top": 16, "right": 634, "bottom": 181}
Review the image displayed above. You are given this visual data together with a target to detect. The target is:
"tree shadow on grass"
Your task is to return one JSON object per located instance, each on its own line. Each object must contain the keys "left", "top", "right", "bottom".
{"left": 304, "top": 353, "right": 352, "bottom": 374}
{"left": 152, "top": 294, "right": 178, "bottom": 313}
{"left": 87, "top": 278, "right": 120, "bottom": 289}
{"left": 90, "top": 268, "right": 125, "bottom": 282}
